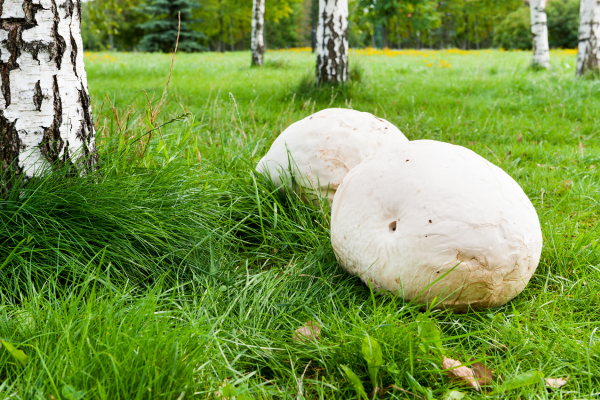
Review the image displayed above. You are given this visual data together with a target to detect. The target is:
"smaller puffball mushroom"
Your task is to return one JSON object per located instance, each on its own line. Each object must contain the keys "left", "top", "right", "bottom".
{"left": 256, "top": 108, "right": 408, "bottom": 204}
{"left": 331, "top": 140, "right": 543, "bottom": 311}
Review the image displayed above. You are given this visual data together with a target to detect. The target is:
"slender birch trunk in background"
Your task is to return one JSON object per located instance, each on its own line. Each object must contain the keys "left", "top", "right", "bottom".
{"left": 0, "top": 0, "right": 97, "bottom": 192}
{"left": 316, "top": 0, "right": 348, "bottom": 84}
{"left": 530, "top": 0, "right": 550, "bottom": 68}
{"left": 311, "top": 0, "right": 317, "bottom": 53}
{"left": 577, "top": 0, "right": 600, "bottom": 76}
{"left": 251, "top": 0, "right": 265, "bottom": 66}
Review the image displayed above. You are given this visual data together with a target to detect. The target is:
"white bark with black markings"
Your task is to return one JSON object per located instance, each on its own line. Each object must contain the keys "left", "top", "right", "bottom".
{"left": 251, "top": 0, "right": 265, "bottom": 66}
{"left": 316, "top": 0, "right": 348, "bottom": 83}
{"left": 0, "top": 0, "right": 96, "bottom": 188}
{"left": 530, "top": 0, "right": 550, "bottom": 68}
{"left": 577, "top": 0, "right": 600, "bottom": 76}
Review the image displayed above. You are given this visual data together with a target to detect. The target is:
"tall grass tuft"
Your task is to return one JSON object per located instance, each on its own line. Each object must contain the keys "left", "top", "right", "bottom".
{"left": 293, "top": 61, "right": 366, "bottom": 105}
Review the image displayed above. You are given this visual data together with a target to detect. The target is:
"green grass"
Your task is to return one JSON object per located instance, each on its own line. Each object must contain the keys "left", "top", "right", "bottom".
{"left": 1, "top": 48, "right": 599, "bottom": 399}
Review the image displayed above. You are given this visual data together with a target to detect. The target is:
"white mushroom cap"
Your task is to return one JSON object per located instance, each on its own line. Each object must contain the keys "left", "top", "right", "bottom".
{"left": 331, "top": 140, "right": 543, "bottom": 311}
{"left": 256, "top": 108, "right": 408, "bottom": 203}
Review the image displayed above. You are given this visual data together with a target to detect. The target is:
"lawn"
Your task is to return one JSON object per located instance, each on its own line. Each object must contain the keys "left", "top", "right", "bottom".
{"left": 1, "top": 48, "right": 599, "bottom": 399}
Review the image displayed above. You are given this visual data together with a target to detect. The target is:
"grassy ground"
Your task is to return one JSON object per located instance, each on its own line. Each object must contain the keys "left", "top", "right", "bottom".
{"left": 1, "top": 48, "right": 599, "bottom": 399}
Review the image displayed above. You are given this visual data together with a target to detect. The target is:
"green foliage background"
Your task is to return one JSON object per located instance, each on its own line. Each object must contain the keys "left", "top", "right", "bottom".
{"left": 493, "top": 0, "right": 580, "bottom": 50}
{"left": 82, "top": 0, "right": 582, "bottom": 52}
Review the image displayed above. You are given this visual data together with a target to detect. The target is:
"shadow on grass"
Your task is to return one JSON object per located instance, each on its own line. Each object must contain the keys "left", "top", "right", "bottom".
{"left": 291, "top": 62, "right": 369, "bottom": 105}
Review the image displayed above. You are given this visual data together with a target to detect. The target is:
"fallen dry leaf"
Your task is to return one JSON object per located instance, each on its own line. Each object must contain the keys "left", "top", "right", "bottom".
{"left": 443, "top": 357, "right": 480, "bottom": 390}
{"left": 517, "top": 133, "right": 523, "bottom": 142}
{"left": 292, "top": 321, "right": 321, "bottom": 343}
{"left": 470, "top": 358, "right": 493, "bottom": 386}
{"left": 545, "top": 376, "right": 569, "bottom": 389}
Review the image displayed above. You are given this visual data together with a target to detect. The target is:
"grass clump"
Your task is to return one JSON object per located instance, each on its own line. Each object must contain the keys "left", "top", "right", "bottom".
{"left": 293, "top": 61, "right": 365, "bottom": 105}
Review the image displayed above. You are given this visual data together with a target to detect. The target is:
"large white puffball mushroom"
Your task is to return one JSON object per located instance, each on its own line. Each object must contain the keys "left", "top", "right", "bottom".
{"left": 331, "top": 140, "right": 543, "bottom": 311}
{"left": 256, "top": 108, "right": 408, "bottom": 203}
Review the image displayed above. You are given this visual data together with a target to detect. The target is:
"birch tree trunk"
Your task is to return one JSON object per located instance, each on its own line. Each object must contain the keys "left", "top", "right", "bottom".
{"left": 0, "top": 0, "right": 97, "bottom": 191}
{"left": 251, "top": 0, "right": 265, "bottom": 66}
{"left": 530, "top": 0, "right": 550, "bottom": 68}
{"left": 316, "top": 0, "right": 348, "bottom": 84}
{"left": 577, "top": 0, "right": 600, "bottom": 76}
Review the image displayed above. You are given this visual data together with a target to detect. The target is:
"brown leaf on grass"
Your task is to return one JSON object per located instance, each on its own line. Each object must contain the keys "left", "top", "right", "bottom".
{"left": 442, "top": 357, "right": 480, "bottom": 390}
{"left": 517, "top": 133, "right": 523, "bottom": 142}
{"left": 292, "top": 321, "right": 321, "bottom": 343}
{"left": 470, "top": 358, "right": 493, "bottom": 386}
{"left": 545, "top": 376, "right": 569, "bottom": 389}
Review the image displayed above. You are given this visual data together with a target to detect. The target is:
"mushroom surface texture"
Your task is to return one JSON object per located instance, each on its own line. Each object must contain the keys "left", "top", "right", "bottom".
{"left": 331, "top": 140, "right": 543, "bottom": 311}
{"left": 256, "top": 108, "right": 408, "bottom": 203}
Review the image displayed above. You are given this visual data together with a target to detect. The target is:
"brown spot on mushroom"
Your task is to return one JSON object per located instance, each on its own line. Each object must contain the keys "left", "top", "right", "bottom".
{"left": 406, "top": 159, "right": 409, "bottom": 162}
{"left": 389, "top": 221, "right": 397, "bottom": 232}
{"left": 429, "top": 220, "right": 432, "bottom": 223}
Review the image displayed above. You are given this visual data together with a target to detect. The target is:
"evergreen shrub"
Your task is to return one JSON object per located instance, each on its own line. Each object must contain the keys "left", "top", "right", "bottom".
{"left": 138, "top": 0, "right": 205, "bottom": 52}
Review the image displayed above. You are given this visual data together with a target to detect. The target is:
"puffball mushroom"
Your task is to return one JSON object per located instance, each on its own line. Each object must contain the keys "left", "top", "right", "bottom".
{"left": 331, "top": 140, "right": 542, "bottom": 311}
{"left": 256, "top": 108, "right": 408, "bottom": 204}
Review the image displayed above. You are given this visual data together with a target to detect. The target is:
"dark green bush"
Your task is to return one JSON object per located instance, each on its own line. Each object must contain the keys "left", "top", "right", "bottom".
{"left": 494, "top": 7, "right": 532, "bottom": 50}
{"left": 494, "top": 1, "right": 580, "bottom": 50}
{"left": 547, "top": 0, "right": 580, "bottom": 48}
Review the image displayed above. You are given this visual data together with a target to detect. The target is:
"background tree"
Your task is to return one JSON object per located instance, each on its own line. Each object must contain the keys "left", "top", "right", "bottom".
{"left": 530, "top": 0, "right": 550, "bottom": 68}
{"left": 251, "top": 0, "right": 266, "bottom": 65}
{"left": 316, "top": 0, "right": 349, "bottom": 83}
{"left": 350, "top": 0, "right": 522, "bottom": 50}
{"left": 547, "top": 0, "right": 581, "bottom": 48}
{"left": 264, "top": 1, "right": 310, "bottom": 48}
{"left": 576, "top": 0, "right": 600, "bottom": 76}
{"left": 0, "top": 0, "right": 97, "bottom": 193}
{"left": 494, "top": 6, "right": 532, "bottom": 49}
{"left": 356, "top": 0, "right": 401, "bottom": 48}
{"left": 494, "top": 0, "right": 580, "bottom": 50}
{"left": 139, "top": 0, "right": 205, "bottom": 52}
{"left": 355, "top": 0, "right": 440, "bottom": 49}
{"left": 192, "top": 0, "right": 251, "bottom": 51}
{"left": 83, "top": 0, "right": 146, "bottom": 51}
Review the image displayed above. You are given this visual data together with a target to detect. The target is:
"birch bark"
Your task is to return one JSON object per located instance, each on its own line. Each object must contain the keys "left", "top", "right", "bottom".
{"left": 251, "top": 0, "right": 265, "bottom": 66}
{"left": 316, "top": 0, "right": 348, "bottom": 83}
{"left": 577, "top": 0, "right": 600, "bottom": 76}
{"left": 530, "top": 0, "right": 550, "bottom": 68}
{"left": 0, "top": 0, "right": 97, "bottom": 191}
